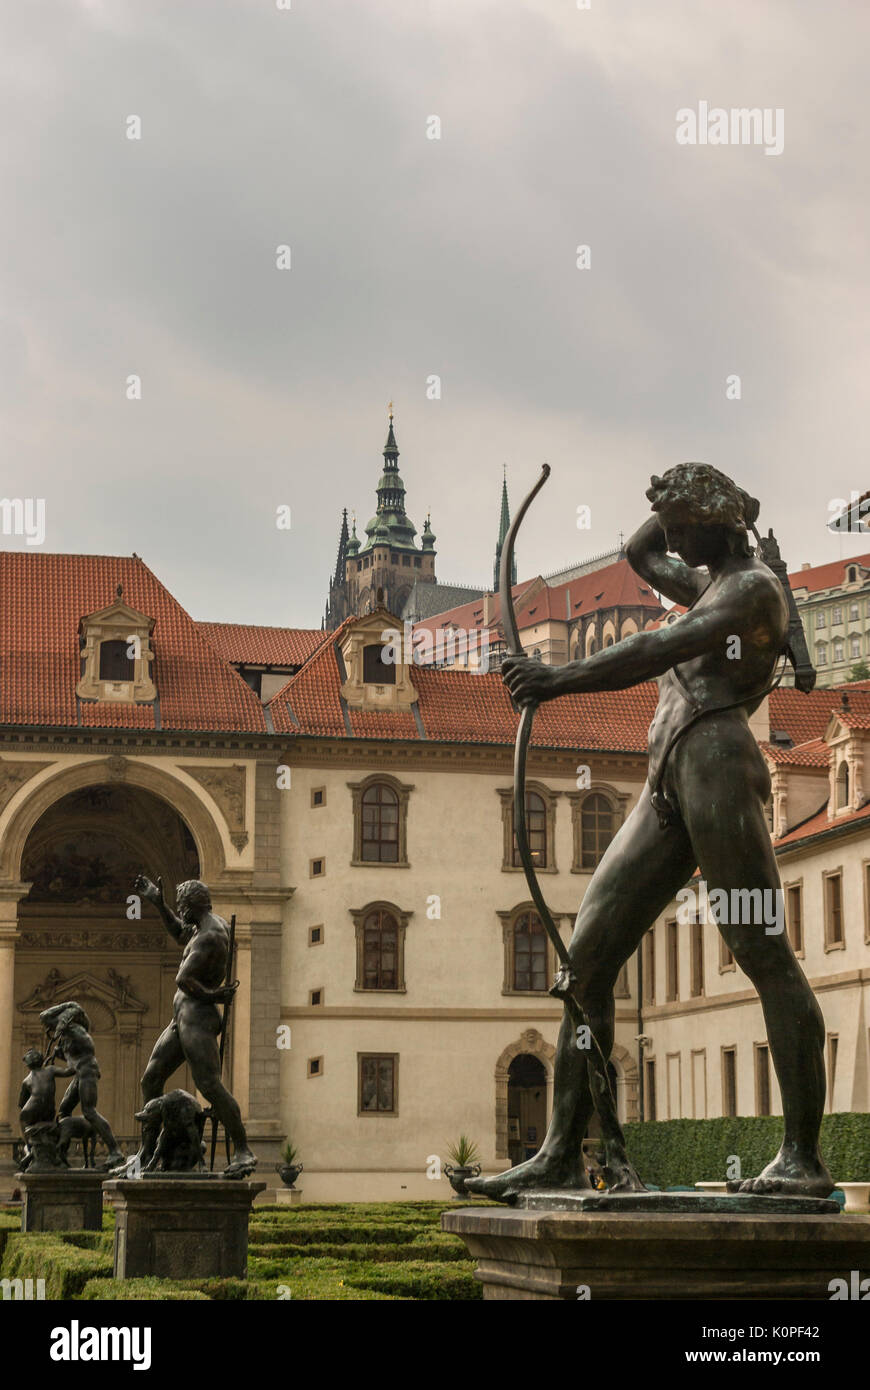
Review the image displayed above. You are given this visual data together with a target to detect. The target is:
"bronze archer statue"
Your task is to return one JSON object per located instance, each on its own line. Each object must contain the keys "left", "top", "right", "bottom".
{"left": 467, "top": 463, "right": 832, "bottom": 1203}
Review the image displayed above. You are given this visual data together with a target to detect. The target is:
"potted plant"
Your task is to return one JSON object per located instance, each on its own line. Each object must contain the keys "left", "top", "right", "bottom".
{"left": 443, "top": 1135, "right": 481, "bottom": 1196}
{"left": 274, "top": 1139, "right": 303, "bottom": 1189}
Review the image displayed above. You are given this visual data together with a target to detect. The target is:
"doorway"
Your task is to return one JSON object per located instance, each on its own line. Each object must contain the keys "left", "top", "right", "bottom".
{"left": 507, "top": 1054, "right": 547, "bottom": 1166}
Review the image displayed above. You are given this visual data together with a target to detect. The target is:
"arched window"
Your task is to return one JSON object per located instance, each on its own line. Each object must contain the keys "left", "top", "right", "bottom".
{"left": 604, "top": 635, "right": 614, "bottom": 648}
{"left": 512, "top": 911, "right": 548, "bottom": 991}
{"left": 836, "top": 760, "right": 849, "bottom": 810}
{"left": 99, "top": 640, "right": 134, "bottom": 682}
{"left": 513, "top": 791, "right": 548, "bottom": 868}
{"left": 581, "top": 793, "right": 616, "bottom": 869}
{"left": 361, "top": 782, "right": 399, "bottom": 862}
{"left": 361, "top": 908, "right": 399, "bottom": 989}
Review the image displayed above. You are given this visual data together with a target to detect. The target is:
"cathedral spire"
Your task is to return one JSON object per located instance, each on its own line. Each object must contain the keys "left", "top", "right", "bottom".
{"left": 494, "top": 468, "right": 516, "bottom": 590}
{"left": 333, "top": 508, "right": 349, "bottom": 586}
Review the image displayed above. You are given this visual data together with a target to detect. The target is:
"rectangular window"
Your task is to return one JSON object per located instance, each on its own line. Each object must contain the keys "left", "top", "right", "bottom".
{"left": 308, "top": 1056, "right": 323, "bottom": 1078}
{"left": 642, "top": 929, "right": 655, "bottom": 1005}
{"left": 691, "top": 1049, "right": 707, "bottom": 1119}
{"left": 816, "top": 610, "right": 826, "bottom": 628}
{"left": 827, "top": 1035, "right": 839, "bottom": 1111}
{"left": 309, "top": 989, "right": 323, "bottom": 1006}
{"left": 755, "top": 1043, "right": 771, "bottom": 1116}
{"left": 311, "top": 787, "right": 326, "bottom": 807}
{"left": 865, "top": 863, "right": 870, "bottom": 943}
{"left": 785, "top": 883, "right": 803, "bottom": 954}
{"left": 666, "top": 918, "right": 679, "bottom": 1001}
{"left": 644, "top": 1058, "right": 656, "bottom": 1121}
{"left": 824, "top": 871, "right": 844, "bottom": 947}
{"left": 309, "top": 857, "right": 325, "bottom": 878}
{"left": 722, "top": 1047, "right": 737, "bottom": 1117}
{"left": 358, "top": 1054, "right": 397, "bottom": 1114}
{"left": 719, "top": 935, "right": 734, "bottom": 971}
{"left": 308, "top": 925, "right": 323, "bottom": 946}
{"left": 690, "top": 917, "right": 704, "bottom": 997}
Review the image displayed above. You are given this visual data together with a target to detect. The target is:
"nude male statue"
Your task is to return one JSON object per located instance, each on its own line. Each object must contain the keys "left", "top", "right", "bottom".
{"left": 40, "top": 1001, "right": 125, "bottom": 1170}
{"left": 17, "top": 1047, "right": 73, "bottom": 1171}
{"left": 468, "top": 463, "right": 832, "bottom": 1201}
{"left": 132, "top": 875, "right": 256, "bottom": 1177}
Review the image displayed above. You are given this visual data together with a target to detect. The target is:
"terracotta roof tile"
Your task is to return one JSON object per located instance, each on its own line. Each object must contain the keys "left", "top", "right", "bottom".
{"left": 788, "top": 552, "right": 870, "bottom": 595}
{"left": 0, "top": 553, "right": 267, "bottom": 733}
{"left": 198, "top": 622, "right": 324, "bottom": 667}
{"left": 761, "top": 737, "right": 830, "bottom": 768}
{"left": 775, "top": 799, "right": 870, "bottom": 847}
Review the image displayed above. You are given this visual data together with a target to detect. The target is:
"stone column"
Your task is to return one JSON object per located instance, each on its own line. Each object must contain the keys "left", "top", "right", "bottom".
{"left": 0, "top": 884, "right": 27, "bottom": 1138}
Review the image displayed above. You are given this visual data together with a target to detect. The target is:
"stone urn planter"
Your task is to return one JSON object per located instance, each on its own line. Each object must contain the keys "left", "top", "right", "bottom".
{"left": 443, "top": 1162, "right": 481, "bottom": 1197}
{"left": 837, "top": 1182, "right": 870, "bottom": 1212}
{"left": 275, "top": 1162, "right": 303, "bottom": 1189}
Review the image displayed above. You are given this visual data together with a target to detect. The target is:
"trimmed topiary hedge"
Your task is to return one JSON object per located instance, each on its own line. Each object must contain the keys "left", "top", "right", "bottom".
{"left": 622, "top": 1112, "right": 870, "bottom": 1188}
{"left": 1, "top": 1232, "right": 112, "bottom": 1299}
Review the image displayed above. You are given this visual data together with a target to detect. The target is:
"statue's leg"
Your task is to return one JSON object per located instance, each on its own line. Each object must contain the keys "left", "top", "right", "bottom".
{"left": 57, "top": 1076, "right": 79, "bottom": 1120}
{"left": 674, "top": 721, "right": 832, "bottom": 1198}
{"left": 126, "top": 1023, "right": 186, "bottom": 1170}
{"left": 466, "top": 793, "right": 695, "bottom": 1201}
{"left": 178, "top": 1003, "right": 257, "bottom": 1175}
{"left": 77, "top": 1074, "right": 125, "bottom": 1168}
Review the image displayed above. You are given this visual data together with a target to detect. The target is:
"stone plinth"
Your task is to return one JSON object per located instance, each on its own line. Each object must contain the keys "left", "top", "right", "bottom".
{"left": 274, "top": 1187, "right": 303, "bottom": 1205}
{"left": 103, "top": 1176, "right": 266, "bottom": 1280}
{"left": 443, "top": 1194, "right": 870, "bottom": 1300}
{"left": 18, "top": 1169, "right": 105, "bottom": 1232}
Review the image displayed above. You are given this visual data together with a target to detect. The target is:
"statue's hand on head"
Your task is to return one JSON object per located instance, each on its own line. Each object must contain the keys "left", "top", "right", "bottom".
{"left": 134, "top": 874, "right": 164, "bottom": 906}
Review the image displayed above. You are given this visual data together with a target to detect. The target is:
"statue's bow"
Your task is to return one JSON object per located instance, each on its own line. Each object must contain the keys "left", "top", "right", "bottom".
{"left": 498, "top": 464, "right": 645, "bottom": 1191}
{"left": 498, "top": 464, "right": 569, "bottom": 962}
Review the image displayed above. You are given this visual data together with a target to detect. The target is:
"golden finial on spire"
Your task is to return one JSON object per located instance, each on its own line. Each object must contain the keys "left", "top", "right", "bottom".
{"left": 388, "top": 400, "right": 394, "bottom": 419}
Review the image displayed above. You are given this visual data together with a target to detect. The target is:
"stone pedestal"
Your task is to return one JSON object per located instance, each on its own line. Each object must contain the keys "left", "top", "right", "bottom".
{"left": 103, "top": 1176, "right": 266, "bottom": 1280}
{"left": 19, "top": 1169, "right": 105, "bottom": 1232}
{"left": 274, "top": 1187, "right": 303, "bottom": 1205}
{"left": 443, "top": 1193, "right": 870, "bottom": 1300}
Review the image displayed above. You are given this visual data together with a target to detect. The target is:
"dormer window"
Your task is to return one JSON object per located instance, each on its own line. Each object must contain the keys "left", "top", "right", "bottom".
{"left": 76, "top": 591, "right": 156, "bottom": 704}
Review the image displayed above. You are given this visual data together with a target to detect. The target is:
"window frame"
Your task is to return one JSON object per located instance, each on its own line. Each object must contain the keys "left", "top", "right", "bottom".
{"left": 357, "top": 1052, "right": 399, "bottom": 1116}
{"left": 348, "top": 774, "right": 413, "bottom": 868}
{"left": 823, "top": 867, "right": 845, "bottom": 951}
{"left": 567, "top": 785, "right": 629, "bottom": 874}
{"left": 350, "top": 900, "right": 411, "bottom": 993}
{"left": 498, "top": 782, "right": 560, "bottom": 873}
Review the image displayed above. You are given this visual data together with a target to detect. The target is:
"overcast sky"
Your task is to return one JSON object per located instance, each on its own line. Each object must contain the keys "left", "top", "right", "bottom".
{"left": 2, "top": 0, "right": 868, "bottom": 629}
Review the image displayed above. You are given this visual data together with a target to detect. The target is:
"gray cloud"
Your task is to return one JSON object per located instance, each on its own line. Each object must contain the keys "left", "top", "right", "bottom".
{"left": 1, "top": 0, "right": 868, "bottom": 626}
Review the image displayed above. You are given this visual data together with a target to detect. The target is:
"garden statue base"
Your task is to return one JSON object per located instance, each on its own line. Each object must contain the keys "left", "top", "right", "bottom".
{"left": 103, "top": 1175, "right": 266, "bottom": 1280}
{"left": 274, "top": 1187, "right": 303, "bottom": 1205}
{"left": 19, "top": 1169, "right": 105, "bottom": 1232}
{"left": 443, "top": 1192, "right": 870, "bottom": 1300}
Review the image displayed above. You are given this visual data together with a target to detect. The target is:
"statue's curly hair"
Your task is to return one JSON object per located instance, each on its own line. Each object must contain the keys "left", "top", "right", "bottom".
{"left": 175, "top": 879, "right": 212, "bottom": 913}
{"left": 646, "top": 464, "right": 759, "bottom": 543}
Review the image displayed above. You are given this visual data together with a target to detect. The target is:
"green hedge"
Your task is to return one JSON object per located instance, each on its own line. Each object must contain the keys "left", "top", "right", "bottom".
{"left": 80, "top": 1278, "right": 209, "bottom": 1301}
{"left": 622, "top": 1112, "right": 870, "bottom": 1187}
{"left": 1, "top": 1232, "right": 112, "bottom": 1299}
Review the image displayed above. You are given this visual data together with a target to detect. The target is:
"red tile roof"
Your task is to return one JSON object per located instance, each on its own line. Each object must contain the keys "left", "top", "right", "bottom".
{"left": 775, "top": 799, "right": 870, "bottom": 848}
{"left": 761, "top": 737, "right": 830, "bottom": 768}
{"left": 411, "top": 559, "right": 664, "bottom": 647}
{"left": 198, "top": 622, "right": 325, "bottom": 667}
{"left": 788, "top": 552, "right": 870, "bottom": 595}
{"left": 0, "top": 553, "right": 267, "bottom": 732}
{"left": 768, "top": 684, "right": 870, "bottom": 746}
